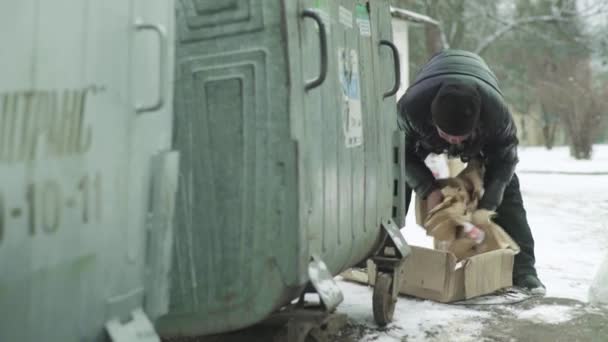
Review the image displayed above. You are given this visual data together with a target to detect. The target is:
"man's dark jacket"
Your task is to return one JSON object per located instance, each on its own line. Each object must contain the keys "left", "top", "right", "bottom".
{"left": 397, "top": 50, "right": 518, "bottom": 211}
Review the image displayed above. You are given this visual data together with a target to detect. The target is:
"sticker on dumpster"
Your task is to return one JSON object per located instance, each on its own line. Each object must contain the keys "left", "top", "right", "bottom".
{"left": 312, "top": 0, "right": 331, "bottom": 33}
{"left": 356, "top": 4, "right": 371, "bottom": 37}
{"left": 339, "top": 6, "right": 353, "bottom": 28}
{"left": 338, "top": 48, "right": 363, "bottom": 148}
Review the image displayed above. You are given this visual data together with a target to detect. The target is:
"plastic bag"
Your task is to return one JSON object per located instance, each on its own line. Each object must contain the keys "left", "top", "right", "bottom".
{"left": 424, "top": 153, "right": 450, "bottom": 179}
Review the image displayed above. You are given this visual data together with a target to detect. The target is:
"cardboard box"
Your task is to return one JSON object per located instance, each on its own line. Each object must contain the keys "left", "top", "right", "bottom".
{"left": 404, "top": 173, "right": 518, "bottom": 301}
{"left": 394, "top": 246, "right": 515, "bottom": 302}
{"left": 342, "top": 246, "right": 515, "bottom": 303}
{"left": 342, "top": 210, "right": 519, "bottom": 303}
{"left": 341, "top": 163, "right": 519, "bottom": 303}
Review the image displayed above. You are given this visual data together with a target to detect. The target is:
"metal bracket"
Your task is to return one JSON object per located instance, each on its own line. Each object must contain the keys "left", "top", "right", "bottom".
{"left": 377, "top": 219, "right": 410, "bottom": 262}
{"left": 307, "top": 255, "right": 344, "bottom": 312}
{"left": 105, "top": 308, "right": 160, "bottom": 342}
{"left": 373, "top": 219, "right": 410, "bottom": 299}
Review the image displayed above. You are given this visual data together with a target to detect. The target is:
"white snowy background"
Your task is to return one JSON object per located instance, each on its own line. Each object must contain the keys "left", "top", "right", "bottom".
{"left": 336, "top": 145, "right": 608, "bottom": 341}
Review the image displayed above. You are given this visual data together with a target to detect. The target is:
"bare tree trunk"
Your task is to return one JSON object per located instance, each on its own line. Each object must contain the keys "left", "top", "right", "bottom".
{"left": 425, "top": 25, "right": 444, "bottom": 57}
{"left": 570, "top": 136, "right": 592, "bottom": 159}
{"left": 421, "top": 0, "right": 445, "bottom": 58}
{"left": 548, "top": 123, "right": 557, "bottom": 149}
{"left": 541, "top": 122, "right": 557, "bottom": 150}
{"left": 564, "top": 102, "right": 598, "bottom": 160}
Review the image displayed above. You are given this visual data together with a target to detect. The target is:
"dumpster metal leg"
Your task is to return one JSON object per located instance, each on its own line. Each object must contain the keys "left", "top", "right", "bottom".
{"left": 307, "top": 255, "right": 344, "bottom": 312}
{"left": 283, "top": 256, "right": 345, "bottom": 341}
{"left": 283, "top": 310, "right": 348, "bottom": 342}
{"left": 262, "top": 308, "right": 347, "bottom": 342}
{"left": 371, "top": 219, "right": 411, "bottom": 326}
{"left": 256, "top": 255, "right": 347, "bottom": 342}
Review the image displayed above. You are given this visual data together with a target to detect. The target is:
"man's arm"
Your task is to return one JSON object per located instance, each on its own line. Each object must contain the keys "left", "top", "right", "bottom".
{"left": 399, "top": 113, "right": 439, "bottom": 199}
{"left": 479, "top": 104, "right": 519, "bottom": 211}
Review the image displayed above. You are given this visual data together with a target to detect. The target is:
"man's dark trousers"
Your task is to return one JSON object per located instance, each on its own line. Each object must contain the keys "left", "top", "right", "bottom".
{"left": 404, "top": 173, "right": 537, "bottom": 278}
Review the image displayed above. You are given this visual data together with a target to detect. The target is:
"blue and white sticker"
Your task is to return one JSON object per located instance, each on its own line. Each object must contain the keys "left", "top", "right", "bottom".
{"left": 338, "top": 48, "right": 363, "bottom": 148}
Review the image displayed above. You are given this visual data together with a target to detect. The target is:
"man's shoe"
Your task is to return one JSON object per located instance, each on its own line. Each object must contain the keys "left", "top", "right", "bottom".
{"left": 514, "top": 274, "right": 546, "bottom": 296}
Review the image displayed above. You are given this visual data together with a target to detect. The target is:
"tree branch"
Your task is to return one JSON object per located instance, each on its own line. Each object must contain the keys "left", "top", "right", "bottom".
{"left": 474, "top": 15, "right": 570, "bottom": 55}
{"left": 473, "top": 0, "right": 608, "bottom": 56}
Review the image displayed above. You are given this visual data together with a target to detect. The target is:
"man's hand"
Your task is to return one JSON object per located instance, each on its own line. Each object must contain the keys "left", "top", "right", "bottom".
{"left": 426, "top": 189, "right": 444, "bottom": 211}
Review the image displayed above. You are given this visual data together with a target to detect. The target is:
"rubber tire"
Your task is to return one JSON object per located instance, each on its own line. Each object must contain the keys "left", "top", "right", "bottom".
{"left": 373, "top": 272, "right": 396, "bottom": 326}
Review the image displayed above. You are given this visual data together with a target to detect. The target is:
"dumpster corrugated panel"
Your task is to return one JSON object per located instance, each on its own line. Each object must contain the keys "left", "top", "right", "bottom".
{"left": 302, "top": 0, "right": 393, "bottom": 275}
{"left": 160, "top": 0, "right": 403, "bottom": 337}
{"left": 302, "top": 0, "right": 404, "bottom": 278}
{"left": 369, "top": 0, "right": 407, "bottom": 229}
{"left": 160, "top": 0, "right": 302, "bottom": 336}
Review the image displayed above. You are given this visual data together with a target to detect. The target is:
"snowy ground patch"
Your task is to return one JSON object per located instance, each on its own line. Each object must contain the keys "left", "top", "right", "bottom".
{"left": 517, "top": 145, "right": 608, "bottom": 174}
{"left": 338, "top": 144, "right": 608, "bottom": 341}
{"left": 337, "top": 281, "right": 491, "bottom": 342}
{"left": 508, "top": 304, "right": 577, "bottom": 325}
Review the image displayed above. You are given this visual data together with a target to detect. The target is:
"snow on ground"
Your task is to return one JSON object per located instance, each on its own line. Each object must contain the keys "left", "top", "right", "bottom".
{"left": 517, "top": 145, "right": 608, "bottom": 173}
{"left": 338, "top": 280, "right": 491, "bottom": 342}
{"left": 506, "top": 304, "right": 576, "bottom": 325}
{"left": 337, "top": 144, "right": 608, "bottom": 341}
{"left": 522, "top": 172, "right": 608, "bottom": 301}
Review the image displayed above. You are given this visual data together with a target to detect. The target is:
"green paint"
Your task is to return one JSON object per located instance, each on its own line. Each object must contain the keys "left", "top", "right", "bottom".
{"left": 314, "top": 0, "right": 328, "bottom": 11}
{"left": 355, "top": 4, "right": 369, "bottom": 19}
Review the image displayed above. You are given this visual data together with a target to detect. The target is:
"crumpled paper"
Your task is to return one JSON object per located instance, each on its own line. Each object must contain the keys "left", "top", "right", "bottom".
{"left": 417, "top": 160, "right": 520, "bottom": 260}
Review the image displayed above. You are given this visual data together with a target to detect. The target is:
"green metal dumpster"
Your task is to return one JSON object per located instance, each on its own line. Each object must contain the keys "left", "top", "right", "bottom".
{"left": 159, "top": 0, "right": 408, "bottom": 337}
{"left": 0, "top": 1, "right": 178, "bottom": 341}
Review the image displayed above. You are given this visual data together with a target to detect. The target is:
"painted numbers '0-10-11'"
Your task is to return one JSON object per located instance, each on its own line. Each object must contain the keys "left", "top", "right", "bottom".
{"left": 0, "top": 173, "right": 102, "bottom": 243}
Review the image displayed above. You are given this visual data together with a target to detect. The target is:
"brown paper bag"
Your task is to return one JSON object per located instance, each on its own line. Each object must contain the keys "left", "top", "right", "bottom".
{"left": 415, "top": 161, "right": 519, "bottom": 260}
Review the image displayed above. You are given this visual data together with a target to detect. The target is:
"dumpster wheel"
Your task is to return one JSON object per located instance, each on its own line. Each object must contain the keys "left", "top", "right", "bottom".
{"left": 373, "top": 272, "right": 395, "bottom": 326}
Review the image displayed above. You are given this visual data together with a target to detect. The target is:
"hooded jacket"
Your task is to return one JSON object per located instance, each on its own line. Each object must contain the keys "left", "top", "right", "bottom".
{"left": 397, "top": 50, "right": 518, "bottom": 211}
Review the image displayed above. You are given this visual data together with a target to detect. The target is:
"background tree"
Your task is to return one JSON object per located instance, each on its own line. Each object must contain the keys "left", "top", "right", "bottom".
{"left": 392, "top": 0, "right": 608, "bottom": 159}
